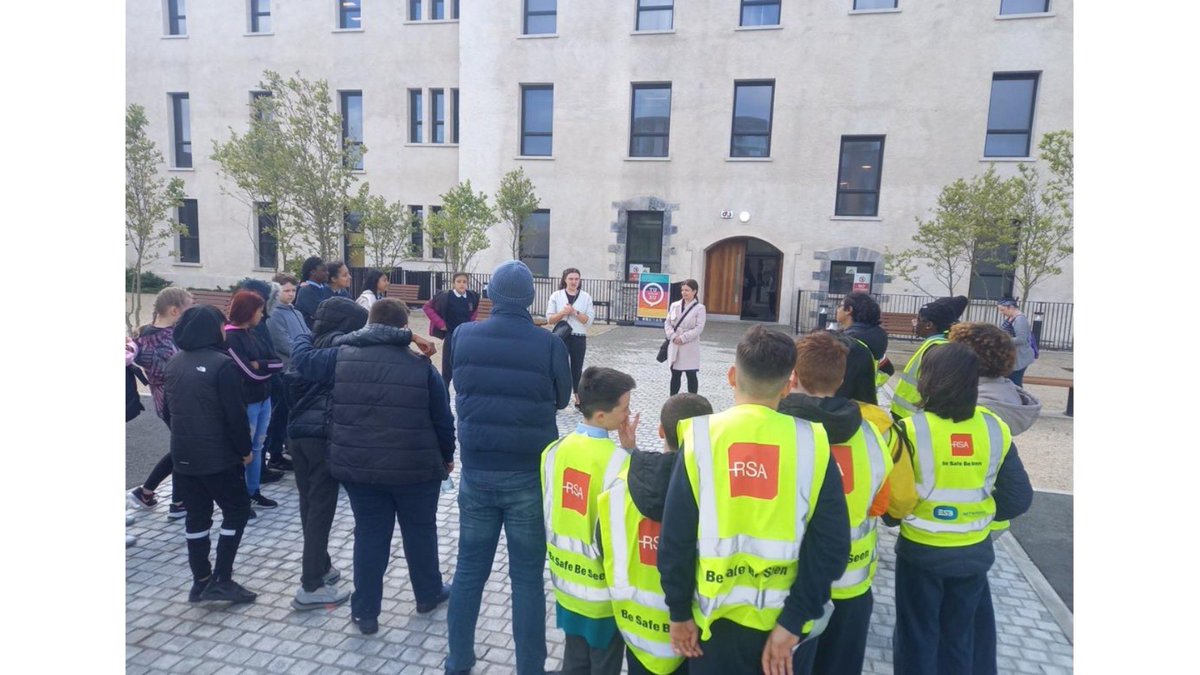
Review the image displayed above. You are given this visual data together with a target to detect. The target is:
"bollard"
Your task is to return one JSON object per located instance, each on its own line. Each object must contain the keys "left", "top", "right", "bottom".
{"left": 1032, "top": 310, "right": 1045, "bottom": 351}
{"left": 817, "top": 305, "right": 828, "bottom": 332}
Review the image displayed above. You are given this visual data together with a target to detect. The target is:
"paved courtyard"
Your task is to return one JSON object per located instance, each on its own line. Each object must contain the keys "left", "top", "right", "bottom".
{"left": 126, "top": 320, "right": 1073, "bottom": 674}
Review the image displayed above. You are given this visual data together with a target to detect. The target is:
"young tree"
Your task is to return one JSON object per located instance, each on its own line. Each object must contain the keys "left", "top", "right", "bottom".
{"left": 886, "top": 167, "right": 1020, "bottom": 296}
{"left": 1002, "top": 131, "right": 1074, "bottom": 303}
{"left": 126, "top": 103, "right": 186, "bottom": 330}
{"left": 352, "top": 183, "right": 414, "bottom": 272}
{"left": 426, "top": 181, "right": 497, "bottom": 275}
{"left": 494, "top": 167, "right": 540, "bottom": 259}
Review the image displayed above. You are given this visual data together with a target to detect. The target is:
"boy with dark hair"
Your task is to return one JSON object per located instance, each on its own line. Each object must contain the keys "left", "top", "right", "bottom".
{"left": 780, "top": 331, "right": 894, "bottom": 675}
{"left": 597, "top": 393, "right": 712, "bottom": 675}
{"left": 542, "top": 366, "right": 640, "bottom": 675}
{"left": 162, "top": 305, "right": 257, "bottom": 605}
{"left": 657, "top": 325, "right": 850, "bottom": 675}
{"left": 423, "top": 271, "right": 480, "bottom": 389}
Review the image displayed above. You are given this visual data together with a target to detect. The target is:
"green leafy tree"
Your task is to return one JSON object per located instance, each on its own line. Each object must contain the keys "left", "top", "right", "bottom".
{"left": 210, "top": 70, "right": 365, "bottom": 264}
{"left": 494, "top": 167, "right": 541, "bottom": 259}
{"left": 426, "top": 181, "right": 497, "bottom": 275}
{"left": 352, "top": 183, "right": 414, "bottom": 272}
{"left": 126, "top": 103, "right": 186, "bottom": 330}
{"left": 1001, "top": 131, "right": 1074, "bottom": 303}
{"left": 887, "top": 167, "right": 1021, "bottom": 296}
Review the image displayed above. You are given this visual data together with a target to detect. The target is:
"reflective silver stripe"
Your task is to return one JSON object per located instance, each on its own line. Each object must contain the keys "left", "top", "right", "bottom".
{"left": 693, "top": 418, "right": 719, "bottom": 543}
{"left": 548, "top": 531, "right": 598, "bottom": 558}
{"left": 927, "top": 487, "right": 988, "bottom": 503}
{"left": 899, "top": 371, "right": 919, "bottom": 386}
{"left": 793, "top": 419, "right": 815, "bottom": 541}
{"left": 892, "top": 395, "right": 920, "bottom": 412}
{"left": 541, "top": 437, "right": 568, "bottom": 537}
{"left": 606, "top": 480, "right": 631, "bottom": 589}
{"left": 551, "top": 574, "right": 611, "bottom": 602}
{"left": 831, "top": 563, "right": 871, "bottom": 589}
{"left": 218, "top": 529, "right": 238, "bottom": 537}
{"left": 610, "top": 585, "right": 671, "bottom": 611}
{"left": 697, "top": 585, "right": 790, "bottom": 615}
{"left": 861, "top": 421, "right": 888, "bottom": 508}
{"left": 850, "top": 517, "right": 877, "bottom": 540}
{"left": 982, "top": 413, "right": 1005, "bottom": 494}
{"left": 906, "top": 514, "right": 993, "bottom": 534}
{"left": 623, "top": 629, "right": 678, "bottom": 658}
{"left": 602, "top": 449, "right": 628, "bottom": 492}
{"left": 910, "top": 413, "right": 936, "bottom": 498}
{"left": 806, "top": 601, "right": 835, "bottom": 640}
{"left": 184, "top": 530, "right": 209, "bottom": 540}
{"left": 699, "top": 535, "right": 801, "bottom": 561}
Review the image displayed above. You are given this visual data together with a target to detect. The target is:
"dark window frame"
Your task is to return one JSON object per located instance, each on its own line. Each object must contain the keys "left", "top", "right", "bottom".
{"left": 520, "top": 84, "right": 554, "bottom": 157}
{"left": 170, "top": 93, "right": 192, "bottom": 168}
{"left": 343, "top": 210, "right": 364, "bottom": 265}
{"left": 432, "top": 0, "right": 445, "bottom": 20}
{"left": 339, "top": 0, "right": 361, "bottom": 29}
{"left": 853, "top": 0, "right": 898, "bottom": 9}
{"left": 255, "top": 202, "right": 278, "bottom": 269}
{"left": 629, "top": 83, "right": 672, "bottom": 158}
{"left": 625, "top": 211, "right": 666, "bottom": 275}
{"left": 834, "top": 135, "right": 886, "bottom": 217}
{"left": 250, "top": 0, "right": 271, "bottom": 32}
{"left": 167, "top": 0, "right": 187, "bottom": 35}
{"left": 340, "top": 90, "right": 364, "bottom": 170}
{"left": 969, "top": 237, "right": 1017, "bottom": 300}
{"left": 451, "top": 88, "right": 460, "bottom": 143}
{"left": 409, "top": 0, "right": 421, "bottom": 21}
{"left": 524, "top": 0, "right": 557, "bottom": 35}
{"left": 409, "top": 205, "right": 424, "bottom": 257}
{"left": 999, "top": 0, "right": 1050, "bottom": 15}
{"left": 429, "top": 206, "right": 445, "bottom": 259}
{"left": 828, "top": 261, "right": 875, "bottom": 296}
{"left": 409, "top": 89, "right": 424, "bottom": 143}
{"left": 178, "top": 198, "right": 200, "bottom": 263}
{"left": 730, "top": 80, "right": 775, "bottom": 158}
{"left": 452, "top": 0, "right": 459, "bottom": 19}
{"left": 739, "top": 0, "right": 781, "bottom": 27}
{"left": 431, "top": 88, "right": 446, "bottom": 144}
{"left": 250, "top": 90, "right": 271, "bottom": 122}
{"left": 984, "top": 72, "right": 1040, "bottom": 158}
{"left": 519, "top": 209, "right": 551, "bottom": 277}
{"left": 636, "top": 0, "right": 674, "bottom": 31}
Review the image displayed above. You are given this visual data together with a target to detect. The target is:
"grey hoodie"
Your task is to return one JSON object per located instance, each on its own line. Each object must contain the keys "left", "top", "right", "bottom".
{"left": 266, "top": 281, "right": 312, "bottom": 364}
{"left": 977, "top": 376, "right": 1042, "bottom": 435}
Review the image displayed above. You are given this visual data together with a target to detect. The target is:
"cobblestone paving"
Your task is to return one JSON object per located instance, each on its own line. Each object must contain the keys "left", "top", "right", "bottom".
{"left": 127, "top": 321, "right": 1072, "bottom": 673}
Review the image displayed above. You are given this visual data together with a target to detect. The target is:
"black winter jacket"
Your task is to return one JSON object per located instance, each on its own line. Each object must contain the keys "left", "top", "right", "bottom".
{"left": 224, "top": 325, "right": 281, "bottom": 404}
{"left": 328, "top": 325, "right": 455, "bottom": 486}
{"left": 844, "top": 321, "right": 894, "bottom": 375}
{"left": 286, "top": 298, "right": 369, "bottom": 440}
{"left": 162, "top": 305, "right": 251, "bottom": 476}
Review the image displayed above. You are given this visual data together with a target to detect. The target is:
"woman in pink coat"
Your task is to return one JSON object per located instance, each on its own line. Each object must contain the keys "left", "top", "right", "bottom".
{"left": 664, "top": 278, "right": 707, "bottom": 394}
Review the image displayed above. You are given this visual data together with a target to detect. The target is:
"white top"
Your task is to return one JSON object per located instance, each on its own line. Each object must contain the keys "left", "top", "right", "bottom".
{"left": 547, "top": 289, "right": 595, "bottom": 336}
{"left": 356, "top": 290, "right": 377, "bottom": 309}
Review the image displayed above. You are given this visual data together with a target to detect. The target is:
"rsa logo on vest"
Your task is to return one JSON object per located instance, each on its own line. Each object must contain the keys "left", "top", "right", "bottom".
{"left": 637, "top": 518, "right": 662, "bottom": 566}
{"left": 950, "top": 434, "right": 974, "bottom": 456}
{"left": 727, "top": 443, "right": 780, "bottom": 500}
{"left": 561, "top": 468, "right": 591, "bottom": 516}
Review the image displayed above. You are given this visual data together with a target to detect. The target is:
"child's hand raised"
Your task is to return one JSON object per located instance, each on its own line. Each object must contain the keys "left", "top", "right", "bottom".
{"left": 618, "top": 411, "right": 640, "bottom": 451}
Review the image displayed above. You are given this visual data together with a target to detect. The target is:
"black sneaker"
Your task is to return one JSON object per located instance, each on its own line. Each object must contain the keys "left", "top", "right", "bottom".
{"left": 198, "top": 578, "right": 257, "bottom": 605}
{"left": 128, "top": 486, "right": 158, "bottom": 509}
{"left": 188, "top": 578, "right": 210, "bottom": 603}
{"left": 250, "top": 492, "right": 278, "bottom": 509}
{"left": 168, "top": 502, "right": 187, "bottom": 520}
{"left": 248, "top": 508, "right": 258, "bottom": 520}
{"left": 267, "top": 457, "right": 294, "bottom": 472}
{"left": 352, "top": 616, "right": 378, "bottom": 635}
{"left": 261, "top": 468, "right": 285, "bottom": 484}
{"left": 416, "top": 584, "right": 451, "bottom": 615}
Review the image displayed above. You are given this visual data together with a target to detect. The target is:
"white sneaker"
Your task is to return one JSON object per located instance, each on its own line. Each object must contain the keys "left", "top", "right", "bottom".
{"left": 292, "top": 583, "right": 351, "bottom": 611}
{"left": 126, "top": 535, "right": 137, "bottom": 548}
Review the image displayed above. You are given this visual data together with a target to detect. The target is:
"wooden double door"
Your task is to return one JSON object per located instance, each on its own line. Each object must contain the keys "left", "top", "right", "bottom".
{"left": 704, "top": 237, "right": 782, "bottom": 321}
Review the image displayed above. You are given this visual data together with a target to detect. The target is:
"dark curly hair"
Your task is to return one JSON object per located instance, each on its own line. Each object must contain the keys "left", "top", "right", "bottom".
{"left": 841, "top": 292, "right": 881, "bottom": 325}
{"left": 948, "top": 322, "right": 1016, "bottom": 378}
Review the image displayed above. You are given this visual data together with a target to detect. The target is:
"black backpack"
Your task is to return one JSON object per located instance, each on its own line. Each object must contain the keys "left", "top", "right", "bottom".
{"left": 126, "top": 365, "right": 148, "bottom": 422}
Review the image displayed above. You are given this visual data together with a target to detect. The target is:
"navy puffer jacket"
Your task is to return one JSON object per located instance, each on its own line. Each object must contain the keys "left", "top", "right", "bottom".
{"left": 285, "top": 298, "right": 368, "bottom": 440}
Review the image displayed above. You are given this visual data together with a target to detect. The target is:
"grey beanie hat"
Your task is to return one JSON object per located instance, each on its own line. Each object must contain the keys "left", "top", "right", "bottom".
{"left": 487, "top": 260, "right": 535, "bottom": 309}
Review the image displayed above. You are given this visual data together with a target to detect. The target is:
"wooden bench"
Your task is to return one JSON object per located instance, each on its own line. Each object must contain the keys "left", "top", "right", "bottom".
{"left": 385, "top": 284, "right": 427, "bottom": 308}
{"left": 1021, "top": 376, "right": 1073, "bottom": 417}
{"left": 881, "top": 312, "right": 917, "bottom": 338}
{"left": 190, "top": 290, "right": 234, "bottom": 315}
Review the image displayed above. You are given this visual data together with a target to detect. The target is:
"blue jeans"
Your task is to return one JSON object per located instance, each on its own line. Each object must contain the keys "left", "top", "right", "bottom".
{"left": 446, "top": 469, "right": 547, "bottom": 675}
{"left": 244, "top": 399, "right": 272, "bottom": 494}
{"left": 343, "top": 479, "right": 445, "bottom": 621}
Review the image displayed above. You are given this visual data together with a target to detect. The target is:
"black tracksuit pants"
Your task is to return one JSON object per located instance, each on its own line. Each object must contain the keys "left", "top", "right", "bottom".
{"left": 290, "top": 437, "right": 341, "bottom": 592}
{"left": 689, "top": 619, "right": 818, "bottom": 675}
{"left": 812, "top": 590, "right": 873, "bottom": 675}
{"left": 174, "top": 466, "right": 252, "bottom": 583}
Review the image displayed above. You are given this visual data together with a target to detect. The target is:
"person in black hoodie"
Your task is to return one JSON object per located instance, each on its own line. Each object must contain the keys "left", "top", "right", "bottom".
{"left": 225, "top": 290, "right": 284, "bottom": 510}
{"left": 837, "top": 292, "right": 894, "bottom": 382}
{"left": 162, "top": 305, "right": 257, "bottom": 605}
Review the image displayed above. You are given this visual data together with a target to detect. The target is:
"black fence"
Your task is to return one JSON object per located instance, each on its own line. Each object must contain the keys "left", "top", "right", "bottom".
{"left": 793, "top": 290, "right": 1074, "bottom": 351}
{"left": 348, "top": 267, "right": 657, "bottom": 324}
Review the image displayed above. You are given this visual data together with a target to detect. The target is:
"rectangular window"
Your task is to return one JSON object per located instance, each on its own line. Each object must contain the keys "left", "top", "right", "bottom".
{"left": 519, "top": 210, "right": 551, "bottom": 277}
{"left": 178, "top": 199, "right": 200, "bottom": 263}
{"left": 625, "top": 211, "right": 665, "bottom": 275}
{"left": 250, "top": 0, "right": 272, "bottom": 32}
{"left": 521, "top": 85, "right": 554, "bottom": 156}
{"left": 984, "top": 72, "right": 1039, "bottom": 157}
{"left": 339, "top": 0, "right": 361, "bottom": 29}
{"left": 451, "top": 88, "right": 460, "bottom": 143}
{"left": 970, "top": 240, "right": 1016, "bottom": 300}
{"left": 835, "top": 135, "right": 885, "bottom": 217}
{"left": 409, "top": 205, "right": 424, "bottom": 257}
{"left": 637, "top": 0, "right": 673, "bottom": 31}
{"left": 409, "top": 0, "right": 421, "bottom": 20}
{"left": 344, "top": 210, "right": 364, "bottom": 266}
{"left": 166, "top": 0, "right": 187, "bottom": 35}
{"left": 828, "top": 261, "right": 874, "bottom": 295}
{"left": 1000, "top": 0, "right": 1049, "bottom": 14}
{"left": 730, "top": 81, "right": 774, "bottom": 158}
{"left": 430, "top": 206, "right": 445, "bottom": 259}
{"left": 250, "top": 90, "right": 271, "bottom": 122}
{"left": 432, "top": 0, "right": 445, "bottom": 20}
{"left": 340, "top": 91, "right": 364, "bottom": 169}
{"left": 524, "top": 0, "right": 556, "bottom": 35}
{"left": 630, "top": 84, "right": 671, "bottom": 158}
{"left": 170, "top": 93, "right": 192, "bottom": 168}
{"left": 431, "top": 89, "right": 446, "bottom": 144}
{"left": 452, "top": 0, "right": 459, "bottom": 19}
{"left": 853, "top": 0, "right": 897, "bottom": 9}
{"left": 409, "top": 89, "right": 423, "bottom": 143}
{"left": 256, "top": 202, "right": 278, "bottom": 269}
{"left": 740, "top": 0, "right": 780, "bottom": 27}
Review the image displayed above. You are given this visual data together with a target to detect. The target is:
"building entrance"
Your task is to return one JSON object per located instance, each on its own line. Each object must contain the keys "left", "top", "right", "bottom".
{"left": 704, "top": 237, "right": 783, "bottom": 322}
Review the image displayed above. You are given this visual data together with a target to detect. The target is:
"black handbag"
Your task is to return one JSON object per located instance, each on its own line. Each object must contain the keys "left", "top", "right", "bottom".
{"left": 657, "top": 301, "right": 698, "bottom": 363}
{"left": 553, "top": 320, "right": 573, "bottom": 340}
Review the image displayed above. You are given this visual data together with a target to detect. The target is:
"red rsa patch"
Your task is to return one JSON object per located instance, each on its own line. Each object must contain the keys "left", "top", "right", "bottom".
{"left": 830, "top": 445, "right": 855, "bottom": 495}
{"left": 727, "top": 443, "right": 780, "bottom": 500}
{"left": 950, "top": 434, "right": 974, "bottom": 457}
{"left": 637, "top": 518, "right": 662, "bottom": 566}
{"left": 561, "top": 468, "right": 590, "bottom": 515}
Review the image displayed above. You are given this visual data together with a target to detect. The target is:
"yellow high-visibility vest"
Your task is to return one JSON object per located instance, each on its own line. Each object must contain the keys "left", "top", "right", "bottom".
{"left": 829, "top": 420, "right": 893, "bottom": 599}
{"left": 891, "top": 334, "right": 948, "bottom": 418}
{"left": 597, "top": 471, "right": 685, "bottom": 675}
{"left": 541, "top": 433, "right": 630, "bottom": 618}
{"left": 680, "top": 405, "right": 833, "bottom": 640}
{"left": 899, "top": 407, "right": 1013, "bottom": 547}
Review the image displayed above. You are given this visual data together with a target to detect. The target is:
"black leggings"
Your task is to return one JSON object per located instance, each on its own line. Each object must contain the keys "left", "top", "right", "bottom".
{"left": 143, "top": 453, "right": 174, "bottom": 495}
{"left": 670, "top": 369, "right": 699, "bottom": 395}
{"left": 567, "top": 335, "right": 587, "bottom": 394}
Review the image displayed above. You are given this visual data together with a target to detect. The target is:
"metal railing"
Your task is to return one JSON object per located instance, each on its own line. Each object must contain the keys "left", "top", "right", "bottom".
{"left": 793, "top": 290, "right": 1073, "bottom": 351}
